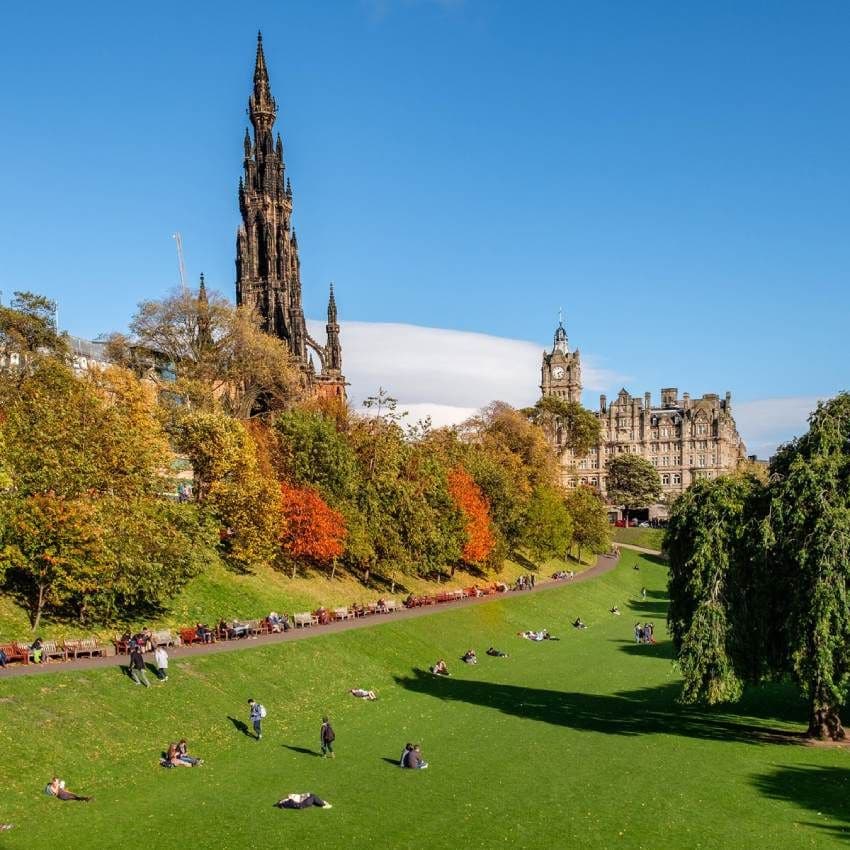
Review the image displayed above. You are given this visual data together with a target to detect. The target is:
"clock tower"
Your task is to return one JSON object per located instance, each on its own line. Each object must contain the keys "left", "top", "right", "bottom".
{"left": 540, "top": 316, "right": 582, "bottom": 403}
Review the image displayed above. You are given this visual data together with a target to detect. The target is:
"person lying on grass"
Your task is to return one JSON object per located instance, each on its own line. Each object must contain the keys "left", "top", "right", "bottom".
{"left": 518, "top": 630, "right": 552, "bottom": 641}
{"left": 461, "top": 649, "right": 477, "bottom": 664}
{"left": 486, "top": 647, "right": 508, "bottom": 657}
{"left": 275, "top": 793, "right": 332, "bottom": 809}
{"left": 350, "top": 688, "right": 377, "bottom": 700}
{"left": 430, "top": 659, "right": 450, "bottom": 676}
{"left": 610, "top": 606, "right": 621, "bottom": 616}
{"left": 44, "top": 777, "right": 92, "bottom": 802}
{"left": 572, "top": 618, "right": 587, "bottom": 630}
{"left": 402, "top": 744, "right": 429, "bottom": 770}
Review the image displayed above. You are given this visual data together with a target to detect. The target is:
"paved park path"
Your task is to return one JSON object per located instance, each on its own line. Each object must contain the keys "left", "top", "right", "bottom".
{"left": 616, "top": 541, "right": 665, "bottom": 558}
{"left": 1, "top": 552, "right": 622, "bottom": 679}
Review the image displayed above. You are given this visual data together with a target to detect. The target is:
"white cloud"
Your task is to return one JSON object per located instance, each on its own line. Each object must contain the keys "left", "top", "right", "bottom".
{"left": 307, "top": 319, "right": 625, "bottom": 424}
{"left": 307, "top": 319, "right": 821, "bottom": 456}
{"left": 734, "top": 396, "right": 821, "bottom": 459}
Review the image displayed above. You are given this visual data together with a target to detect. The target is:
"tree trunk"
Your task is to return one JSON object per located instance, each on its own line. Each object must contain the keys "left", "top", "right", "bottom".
{"left": 363, "top": 566, "right": 370, "bottom": 585}
{"left": 808, "top": 696, "right": 846, "bottom": 741}
{"left": 31, "top": 584, "right": 46, "bottom": 632}
{"left": 291, "top": 562, "right": 297, "bottom": 580}
{"left": 330, "top": 558, "right": 336, "bottom": 580}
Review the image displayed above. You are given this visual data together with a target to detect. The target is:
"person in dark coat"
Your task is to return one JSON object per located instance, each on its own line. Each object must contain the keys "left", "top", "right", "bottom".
{"left": 320, "top": 717, "right": 335, "bottom": 758}
{"left": 129, "top": 646, "right": 151, "bottom": 687}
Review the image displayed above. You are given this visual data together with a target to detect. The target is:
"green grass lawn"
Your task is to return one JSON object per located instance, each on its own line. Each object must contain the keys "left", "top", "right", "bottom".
{"left": 1, "top": 551, "right": 847, "bottom": 849}
{"left": 612, "top": 526, "right": 666, "bottom": 551}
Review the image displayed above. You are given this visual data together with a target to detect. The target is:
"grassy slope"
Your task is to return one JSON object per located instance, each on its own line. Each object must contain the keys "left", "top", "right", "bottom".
{"left": 0, "top": 554, "right": 584, "bottom": 643}
{"left": 1, "top": 551, "right": 846, "bottom": 850}
{"left": 612, "top": 526, "right": 666, "bottom": 551}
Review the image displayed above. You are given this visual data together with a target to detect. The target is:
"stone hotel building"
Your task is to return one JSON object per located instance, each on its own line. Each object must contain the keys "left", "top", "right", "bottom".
{"left": 540, "top": 318, "right": 746, "bottom": 505}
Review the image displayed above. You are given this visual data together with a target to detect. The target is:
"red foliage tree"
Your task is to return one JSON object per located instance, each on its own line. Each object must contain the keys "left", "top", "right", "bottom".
{"left": 448, "top": 467, "right": 494, "bottom": 565}
{"left": 279, "top": 482, "right": 346, "bottom": 573}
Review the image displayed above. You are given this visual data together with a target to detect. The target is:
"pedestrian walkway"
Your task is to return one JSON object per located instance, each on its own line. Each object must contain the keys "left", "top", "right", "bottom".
{"left": 1, "top": 553, "right": 622, "bottom": 679}
{"left": 617, "top": 541, "right": 665, "bottom": 557}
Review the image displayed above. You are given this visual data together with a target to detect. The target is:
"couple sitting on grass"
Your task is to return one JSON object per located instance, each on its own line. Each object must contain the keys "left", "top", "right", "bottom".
{"left": 400, "top": 743, "right": 428, "bottom": 769}
{"left": 161, "top": 739, "right": 204, "bottom": 768}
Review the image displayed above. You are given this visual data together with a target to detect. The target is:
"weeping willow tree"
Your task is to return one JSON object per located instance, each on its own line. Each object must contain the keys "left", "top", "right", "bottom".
{"left": 667, "top": 392, "right": 850, "bottom": 740}
{"left": 666, "top": 474, "right": 768, "bottom": 705}
{"left": 769, "top": 393, "right": 850, "bottom": 740}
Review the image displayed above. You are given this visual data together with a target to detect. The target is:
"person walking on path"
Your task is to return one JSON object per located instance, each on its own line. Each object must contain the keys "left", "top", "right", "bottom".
{"left": 320, "top": 717, "right": 335, "bottom": 758}
{"left": 129, "top": 646, "right": 150, "bottom": 687}
{"left": 154, "top": 645, "right": 169, "bottom": 682}
{"left": 248, "top": 698, "right": 265, "bottom": 740}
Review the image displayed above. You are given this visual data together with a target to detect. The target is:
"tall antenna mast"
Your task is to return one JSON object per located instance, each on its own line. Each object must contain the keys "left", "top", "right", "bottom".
{"left": 172, "top": 232, "right": 187, "bottom": 292}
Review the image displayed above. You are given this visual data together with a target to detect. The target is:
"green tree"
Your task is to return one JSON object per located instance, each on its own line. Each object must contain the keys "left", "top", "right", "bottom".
{"left": 769, "top": 393, "right": 850, "bottom": 739}
{"left": 527, "top": 396, "right": 602, "bottom": 457}
{"left": 0, "top": 492, "right": 103, "bottom": 630}
{"left": 0, "top": 291, "right": 67, "bottom": 358}
{"left": 273, "top": 408, "right": 358, "bottom": 502}
{"left": 666, "top": 475, "right": 769, "bottom": 705}
{"left": 0, "top": 359, "right": 170, "bottom": 499}
{"left": 175, "top": 411, "right": 279, "bottom": 572}
{"left": 605, "top": 454, "right": 663, "bottom": 523}
{"left": 522, "top": 485, "right": 574, "bottom": 565}
{"left": 564, "top": 486, "right": 611, "bottom": 560}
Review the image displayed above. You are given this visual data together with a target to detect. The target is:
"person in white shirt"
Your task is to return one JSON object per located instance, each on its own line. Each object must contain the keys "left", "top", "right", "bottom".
{"left": 154, "top": 646, "right": 169, "bottom": 682}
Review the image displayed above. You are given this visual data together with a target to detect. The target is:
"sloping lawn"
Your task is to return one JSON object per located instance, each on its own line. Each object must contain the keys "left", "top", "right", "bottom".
{"left": 612, "top": 526, "right": 666, "bottom": 551}
{"left": 0, "top": 551, "right": 846, "bottom": 849}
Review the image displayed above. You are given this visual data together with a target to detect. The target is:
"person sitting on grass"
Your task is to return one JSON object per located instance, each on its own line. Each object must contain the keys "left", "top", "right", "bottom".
{"left": 461, "top": 649, "right": 477, "bottom": 664}
{"left": 176, "top": 739, "right": 204, "bottom": 766}
{"left": 350, "top": 688, "right": 377, "bottom": 700}
{"left": 486, "top": 647, "right": 508, "bottom": 657}
{"left": 403, "top": 744, "right": 429, "bottom": 770}
{"left": 572, "top": 618, "right": 587, "bottom": 630}
{"left": 276, "top": 793, "right": 332, "bottom": 809}
{"left": 430, "top": 659, "right": 450, "bottom": 676}
{"left": 162, "top": 742, "right": 193, "bottom": 768}
{"left": 610, "top": 606, "right": 621, "bottom": 616}
{"left": 44, "top": 777, "right": 92, "bottom": 802}
{"left": 0, "top": 647, "right": 7, "bottom": 668}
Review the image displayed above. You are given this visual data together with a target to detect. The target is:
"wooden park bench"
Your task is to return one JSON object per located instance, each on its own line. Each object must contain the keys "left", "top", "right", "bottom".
{"left": 245, "top": 619, "right": 270, "bottom": 636}
{"left": 63, "top": 637, "right": 105, "bottom": 659}
{"left": 179, "top": 627, "right": 203, "bottom": 646}
{"left": 334, "top": 607, "right": 354, "bottom": 621}
{"left": 39, "top": 640, "right": 67, "bottom": 662}
{"left": 0, "top": 642, "right": 30, "bottom": 665}
{"left": 293, "top": 612, "right": 318, "bottom": 628}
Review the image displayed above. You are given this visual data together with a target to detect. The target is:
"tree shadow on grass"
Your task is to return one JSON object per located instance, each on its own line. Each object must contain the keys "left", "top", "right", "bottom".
{"left": 227, "top": 716, "right": 252, "bottom": 738}
{"left": 282, "top": 745, "right": 321, "bottom": 757}
{"left": 625, "top": 600, "right": 669, "bottom": 616}
{"left": 752, "top": 765, "right": 850, "bottom": 843}
{"left": 394, "top": 668, "right": 807, "bottom": 744}
{"left": 616, "top": 639, "right": 675, "bottom": 661}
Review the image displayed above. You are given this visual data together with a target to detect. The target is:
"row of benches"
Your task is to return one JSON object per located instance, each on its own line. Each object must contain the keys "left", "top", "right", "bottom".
{"left": 0, "top": 637, "right": 106, "bottom": 665}
{"left": 403, "top": 583, "right": 507, "bottom": 607}
{"left": 1, "top": 587, "right": 498, "bottom": 667}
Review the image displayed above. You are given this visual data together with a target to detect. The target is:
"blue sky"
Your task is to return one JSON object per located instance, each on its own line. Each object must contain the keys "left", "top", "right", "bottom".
{"left": 1, "top": 1, "right": 848, "bottom": 454}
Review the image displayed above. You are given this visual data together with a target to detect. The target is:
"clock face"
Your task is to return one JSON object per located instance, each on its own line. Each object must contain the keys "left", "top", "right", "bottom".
{"left": 552, "top": 366, "right": 565, "bottom": 380}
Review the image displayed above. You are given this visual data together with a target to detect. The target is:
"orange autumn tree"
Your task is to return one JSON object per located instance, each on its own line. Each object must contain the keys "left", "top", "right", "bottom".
{"left": 279, "top": 482, "right": 347, "bottom": 578}
{"left": 448, "top": 467, "right": 494, "bottom": 566}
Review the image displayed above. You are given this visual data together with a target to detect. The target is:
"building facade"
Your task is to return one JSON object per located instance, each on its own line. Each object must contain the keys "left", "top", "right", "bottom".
{"left": 540, "top": 318, "right": 746, "bottom": 504}
{"left": 235, "top": 33, "right": 345, "bottom": 400}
